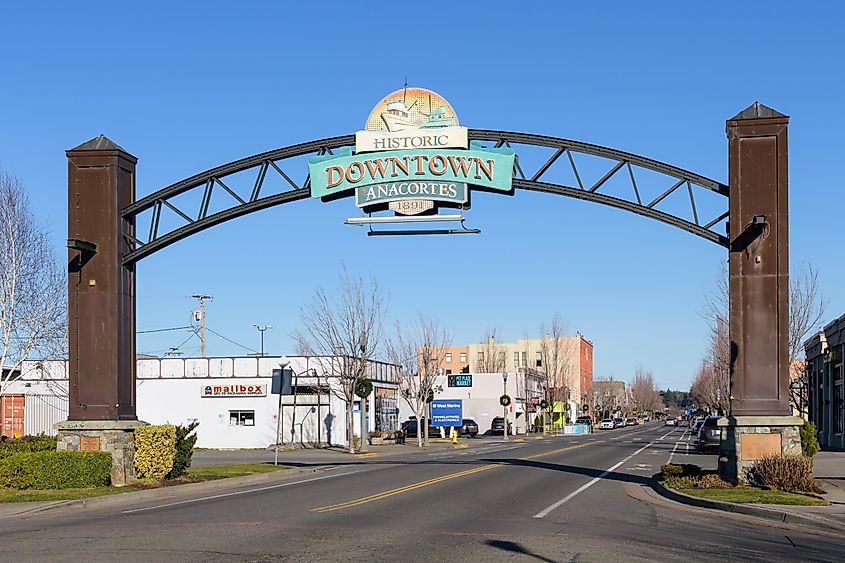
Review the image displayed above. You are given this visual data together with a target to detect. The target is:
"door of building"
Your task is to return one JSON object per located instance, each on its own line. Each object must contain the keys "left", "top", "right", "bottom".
{"left": 1, "top": 394, "right": 25, "bottom": 438}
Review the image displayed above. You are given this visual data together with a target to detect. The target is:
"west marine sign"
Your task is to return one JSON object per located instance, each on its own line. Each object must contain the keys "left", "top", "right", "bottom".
{"left": 308, "top": 87, "right": 514, "bottom": 214}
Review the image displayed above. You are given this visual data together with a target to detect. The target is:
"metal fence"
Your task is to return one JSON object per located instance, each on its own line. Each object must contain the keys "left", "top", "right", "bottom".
{"left": 24, "top": 394, "right": 68, "bottom": 436}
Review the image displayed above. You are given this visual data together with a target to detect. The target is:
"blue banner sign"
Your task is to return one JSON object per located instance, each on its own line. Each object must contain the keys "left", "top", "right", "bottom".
{"left": 431, "top": 399, "right": 463, "bottom": 427}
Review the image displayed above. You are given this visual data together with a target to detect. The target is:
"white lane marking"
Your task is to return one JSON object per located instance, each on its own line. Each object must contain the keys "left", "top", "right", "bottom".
{"left": 534, "top": 441, "right": 655, "bottom": 519}
{"left": 122, "top": 470, "right": 362, "bottom": 514}
{"left": 667, "top": 441, "right": 682, "bottom": 464}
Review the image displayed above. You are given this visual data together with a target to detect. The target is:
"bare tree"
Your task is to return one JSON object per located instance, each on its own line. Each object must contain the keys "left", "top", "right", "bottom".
{"left": 0, "top": 170, "right": 66, "bottom": 395}
{"left": 296, "top": 267, "right": 385, "bottom": 454}
{"left": 539, "top": 314, "right": 573, "bottom": 417}
{"left": 475, "top": 328, "right": 506, "bottom": 373}
{"left": 704, "top": 263, "right": 825, "bottom": 416}
{"left": 788, "top": 263, "right": 826, "bottom": 417}
{"left": 629, "top": 367, "right": 661, "bottom": 415}
{"left": 387, "top": 316, "right": 452, "bottom": 447}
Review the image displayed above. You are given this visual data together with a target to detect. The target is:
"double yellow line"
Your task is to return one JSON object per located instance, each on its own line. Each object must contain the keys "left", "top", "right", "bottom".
{"left": 311, "top": 441, "right": 592, "bottom": 513}
{"left": 313, "top": 464, "right": 499, "bottom": 512}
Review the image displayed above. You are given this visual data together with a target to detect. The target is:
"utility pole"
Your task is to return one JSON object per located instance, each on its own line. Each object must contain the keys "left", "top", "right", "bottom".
{"left": 191, "top": 294, "right": 212, "bottom": 357}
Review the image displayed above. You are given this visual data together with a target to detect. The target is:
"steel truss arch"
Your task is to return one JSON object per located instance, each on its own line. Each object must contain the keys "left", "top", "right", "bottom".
{"left": 121, "top": 130, "right": 729, "bottom": 264}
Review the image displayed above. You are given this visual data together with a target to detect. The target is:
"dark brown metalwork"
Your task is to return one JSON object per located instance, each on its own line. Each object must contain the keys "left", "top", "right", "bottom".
{"left": 120, "top": 131, "right": 729, "bottom": 264}
{"left": 67, "top": 135, "right": 137, "bottom": 420}
{"left": 727, "top": 102, "right": 790, "bottom": 416}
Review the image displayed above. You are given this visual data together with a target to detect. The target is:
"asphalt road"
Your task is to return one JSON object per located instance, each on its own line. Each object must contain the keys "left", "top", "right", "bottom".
{"left": 2, "top": 423, "right": 843, "bottom": 562}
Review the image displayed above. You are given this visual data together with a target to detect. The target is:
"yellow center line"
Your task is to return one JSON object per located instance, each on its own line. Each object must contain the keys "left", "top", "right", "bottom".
{"left": 311, "top": 441, "right": 594, "bottom": 513}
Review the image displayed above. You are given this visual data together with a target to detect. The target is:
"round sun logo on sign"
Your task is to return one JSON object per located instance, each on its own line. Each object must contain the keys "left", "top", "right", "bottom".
{"left": 364, "top": 87, "right": 459, "bottom": 133}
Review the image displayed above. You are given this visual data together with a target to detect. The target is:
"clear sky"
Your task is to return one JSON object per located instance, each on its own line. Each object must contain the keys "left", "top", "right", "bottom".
{"left": 1, "top": 2, "right": 842, "bottom": 390}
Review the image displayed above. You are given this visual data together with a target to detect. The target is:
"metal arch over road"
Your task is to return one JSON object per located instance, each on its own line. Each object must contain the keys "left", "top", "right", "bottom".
{"left": 120, "top": 130, "right": 729, "bottom": 264}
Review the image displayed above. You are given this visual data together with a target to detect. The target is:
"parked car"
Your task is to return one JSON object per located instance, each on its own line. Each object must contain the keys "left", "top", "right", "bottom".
{"left": 678, "top": 418, "right": 689, "bottom": 427}
{"left": 664, "top": 416, "right": 677, "bottom": 426}
{"left": 459, "top": 418, "right": 479, "bottom": 437}
{"left": 575, "top": 415, "right": 593, "bottom": 426}
{"left": 598, "top": 418, "right": 615, "bottom": 430}
{"left": 490, "top": 416, "right": 512, "bottom": 435}
{"left": 642, "top": 415, "right": 650, "bottom": 422}
{"left": 401, "top": 418, "right": 443, "bottom": 438}
{"left": 697, "top": 416, "right": 722, "bottom": 453}
{"left": 690, "top": 417, "right": 705, "bottom": 435}
{"left": 613, "top": 417, "right": 626, "bottom": 428}
{"left": 626, "top": 417, "right": 639, "bottom": 426}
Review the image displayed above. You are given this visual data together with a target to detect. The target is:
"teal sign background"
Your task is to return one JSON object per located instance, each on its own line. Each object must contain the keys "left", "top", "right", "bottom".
{"left": 309, "top": 143, "right": 514, "bottom": 199}
{"left": 355, "top": 182, "right": 467, "bottom": 207}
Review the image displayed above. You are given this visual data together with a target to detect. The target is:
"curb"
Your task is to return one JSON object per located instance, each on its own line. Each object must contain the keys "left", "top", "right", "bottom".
{"left": 650, "top": 476, "right": 845, "bottom": 533}
{"left": 0, "top": 465, "right": 330, "bottom": 519}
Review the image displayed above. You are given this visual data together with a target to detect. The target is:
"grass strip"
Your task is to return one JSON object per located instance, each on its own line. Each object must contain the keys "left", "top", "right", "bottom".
{"left": 678, "top": 486, "right": 828, "bottom": 506}
{"left": 0, "top": 486, "right": 139, "bottom": 503}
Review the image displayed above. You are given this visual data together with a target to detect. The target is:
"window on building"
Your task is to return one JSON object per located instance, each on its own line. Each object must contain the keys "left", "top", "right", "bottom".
{"left": 536, "top": 352, "right": 543, "bottom": 368}
{"left": 445, "top": 353, "right": 452, "bottom": 363}
{"left": 514, "top": 352, "right": 520, "bottom": 368}
{"left": 835, "top": 382, "right": 843, "bottom": 435}
{"left": 498, "top": 351, "right": 505, "bottom": 368}
{"left": 446, "top": 369, "right": 452, "bottom": 375}
{"left": 522, "top": 351, "right": 527, "bottom": 367}
{"left": 229, "top": 410, "right": 255, "bottom": 426}
{"left": 460, "top": 353, "right": 466, "bottom": 363}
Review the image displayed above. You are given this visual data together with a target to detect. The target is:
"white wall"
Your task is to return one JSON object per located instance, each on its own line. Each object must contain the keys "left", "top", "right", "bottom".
{"left": 398, "top": 372, "right": 537, "bottom": 435}
{"left": 8, "top": 356, "right": 400, "bottom": 448}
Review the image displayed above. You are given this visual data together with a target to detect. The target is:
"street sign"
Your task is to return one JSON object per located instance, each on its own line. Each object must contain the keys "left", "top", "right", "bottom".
{"left": 447, "top": 374, "right": 472, "bottom": 387}
{"left": 431, "top": 399, "right": 463, "bottom": 427}
{"left": 271, "top": 368, "right": 293, "bottom": 395}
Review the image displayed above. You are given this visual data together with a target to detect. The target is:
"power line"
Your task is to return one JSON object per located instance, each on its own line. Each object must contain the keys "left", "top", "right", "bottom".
{"left": 205, "top": 326, "right": 258, "bottom": 354}
{"left": 138, "top": 325, "right": 192, "bottom": 334}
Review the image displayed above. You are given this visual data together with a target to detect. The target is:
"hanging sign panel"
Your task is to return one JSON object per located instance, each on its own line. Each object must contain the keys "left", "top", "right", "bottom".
{"left": 306, "top": 87, "right": 515, "bottom": 216}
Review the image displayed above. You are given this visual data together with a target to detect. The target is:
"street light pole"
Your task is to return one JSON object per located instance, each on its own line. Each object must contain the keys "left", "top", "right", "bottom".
{"left": 254, "top": 324, "right": 272, "bottom": 357}
{"left": 503, "top": 371, "right": 509, "bottom": 442}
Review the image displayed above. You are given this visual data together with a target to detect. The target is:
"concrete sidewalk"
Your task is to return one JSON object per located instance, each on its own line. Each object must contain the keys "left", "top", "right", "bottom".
{"left": 813, "top": 450, "right": 845, "bottom": 510}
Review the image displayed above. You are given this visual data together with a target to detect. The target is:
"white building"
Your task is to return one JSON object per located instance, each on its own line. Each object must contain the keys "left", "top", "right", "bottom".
{"left": 397, "top": 371, "right": 545, "bottom": 435}
{"left": 1, "top": 356, "right": 400, "bottom": 448}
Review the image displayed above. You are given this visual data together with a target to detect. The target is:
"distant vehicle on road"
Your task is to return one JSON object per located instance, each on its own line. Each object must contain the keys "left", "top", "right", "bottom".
{"left": 690, "top": 417, "right": 705, "bottom": 435}
{"left": 697, "top": 416, "right": 721, "bottom": 453}
{"left": 459, "top": 418, "right": 479, "bottom": 437}
{"left": 664, "top": 416, "right": 677, "bottom": 426}
{"left": 598, "top": 418, "right": 615, "bottom": 430}
{"left": 642, "top": 415, "right": 650, "bottom": 422}
{"left": 613, "top": 417, "right": 626, "bottom": 428}
{"left": 626, "top": 417, "right": 639, "bottom": 426}
{"left": 490, "top": 417, "right": 512, "bottom": 436}
{"left": 575, "top": 415, "right": 593, "bottom": 426}
{"left": 678, "top": 418, "right": 689, "bottom": 427}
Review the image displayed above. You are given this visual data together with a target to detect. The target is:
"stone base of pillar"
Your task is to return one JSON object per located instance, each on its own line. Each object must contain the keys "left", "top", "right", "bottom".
{"left": 717, "top": 415, "right": 803, "bottom": 484}
{"left": 54, "top": 420, "right": 148, "bottom": 486}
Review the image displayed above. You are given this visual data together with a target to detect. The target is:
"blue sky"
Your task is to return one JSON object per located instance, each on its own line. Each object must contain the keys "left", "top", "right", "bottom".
{"left": 1, "top": 2, "right": 842, "bottom": 390}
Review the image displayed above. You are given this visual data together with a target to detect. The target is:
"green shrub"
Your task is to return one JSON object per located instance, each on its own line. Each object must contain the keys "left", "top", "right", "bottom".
{"left": 748, "top": 454, "right": 825, "bottom": 494}
{"left": 0, "top": 451, "right": 111, "bottom": 489}
{"left": 134, "top": 425, "right": 177, "bottom": 480}
{"left": 800, "top": 421, "right": 820, "bottom": 459}
{"left": 166, "top": 422, "right": 199, "bottom": 479}
{"left": 661, "top": 464, "right": 683, "bottom": 478}
{"left": 661, "top": 463, "right": 702, "bottom": 479}
{"left": 0, "top": 434, "right": 58, "bottom": 458}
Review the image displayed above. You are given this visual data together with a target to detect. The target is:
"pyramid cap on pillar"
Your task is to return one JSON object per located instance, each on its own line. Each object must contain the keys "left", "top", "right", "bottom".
{"left": 729, "top": 102, "right": 789, "bottom": 121}
{"left": 67, "top": 134, "right": 137, "bottom": 162}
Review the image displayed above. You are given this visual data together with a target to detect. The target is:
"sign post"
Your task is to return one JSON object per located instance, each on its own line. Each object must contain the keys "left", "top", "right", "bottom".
{"left": 271, "top": 367, "right": 293, "bottom": 465}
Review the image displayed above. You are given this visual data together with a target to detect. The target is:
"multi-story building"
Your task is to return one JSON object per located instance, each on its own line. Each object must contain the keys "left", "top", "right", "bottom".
{"left": 437, "top": 346, "right": 470, "bottom": 375}
{"left": 462, "top": 333, "right": 594, "bottom": 420}
{"left": 805, "top": 313, "right": 845, "bottom": 451}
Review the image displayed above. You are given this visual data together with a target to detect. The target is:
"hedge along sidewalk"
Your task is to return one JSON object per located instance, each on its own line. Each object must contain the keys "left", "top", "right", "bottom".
{"left": 651, "top": 475, "right": 845, "bottom": 533}
{"left": 0, "top": 463, "right": 316, "bottom": 519}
